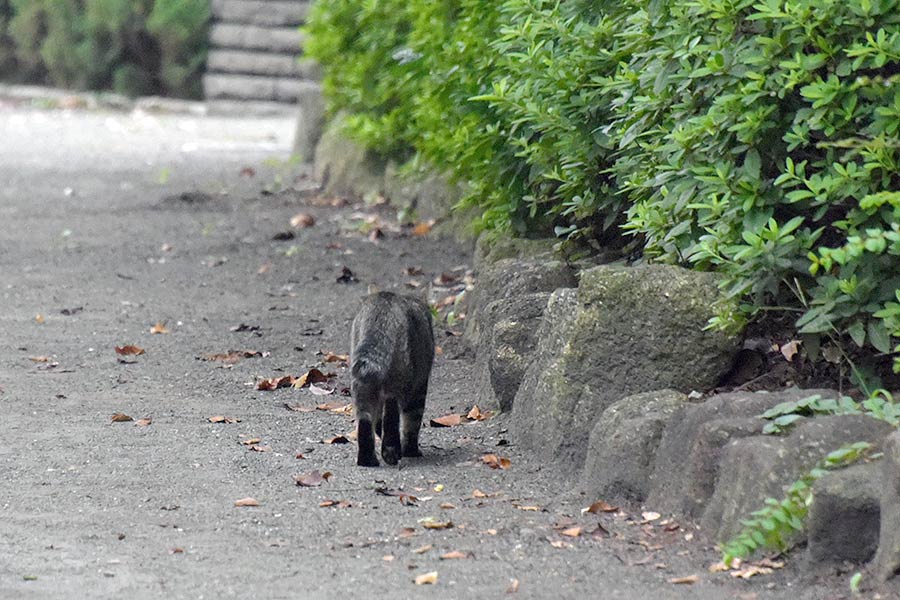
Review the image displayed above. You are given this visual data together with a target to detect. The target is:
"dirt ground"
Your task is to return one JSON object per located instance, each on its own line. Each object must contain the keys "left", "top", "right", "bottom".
{"left": 0, "top": 98, "right": 881, "bottom": 599}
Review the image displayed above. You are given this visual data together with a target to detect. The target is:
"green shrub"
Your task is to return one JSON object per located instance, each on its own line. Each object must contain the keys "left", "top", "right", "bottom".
{"left": 4, "top": 0, "right": 208, "bottom": 98}
{"left": 305, "top": 0, "right": 900, "bottom": 371}
{"left": 0, "top": 0, "right": 15, "bottom": 77}
{"left": 610, "top": 0, "right": 900, "bottom": 369}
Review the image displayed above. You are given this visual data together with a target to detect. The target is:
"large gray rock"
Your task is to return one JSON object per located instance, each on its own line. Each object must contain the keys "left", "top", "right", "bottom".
{"left": 512, "top": 264, "right": 740, "bottom": 474}
{"left": 648, "top": 388, "right": 837, "bottom": 519}
{"left": 875, "top": 431, "right": 900, "bottom": 581}
{"left": 293, "top": 82, "right": 325, "bottom": 162}
{"left": 313, "top": 114, "right": 386, "bottom": 199}
{"left": 807, "top": 462, "right": 881, "bottom": 564}
{"left": 464, "top": 255, "right": 577, "bottom": 348}
{"left": 701, "top": 415, "right": 893, "bottom": 542}
{"left": 582, "top": 390, "right": 690, "bottom": 503}
{"left": 474, "top": 293, "right": 552, "bottom": 412}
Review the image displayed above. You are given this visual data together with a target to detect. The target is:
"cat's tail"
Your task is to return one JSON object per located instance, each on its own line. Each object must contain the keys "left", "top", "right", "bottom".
{"left": 351, "top": 334, "right": 392, "bottom": 385}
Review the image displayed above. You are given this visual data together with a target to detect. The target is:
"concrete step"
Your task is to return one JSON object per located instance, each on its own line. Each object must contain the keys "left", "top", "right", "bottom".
{"left": 211, "top": 0, "right": 311, "bottom": 27}
{"left": 206, "top": 49, "right": 320, "bottom": 79}
{"left": 209, "top": 23, "right": 303, "bottom": 54}
{"left": 202, "top": 73, "right": 320, "bottom": 103}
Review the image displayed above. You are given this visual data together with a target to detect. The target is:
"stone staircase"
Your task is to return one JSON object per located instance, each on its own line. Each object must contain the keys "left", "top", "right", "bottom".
{"left": 203, "top": 0, "right": 320, "bottom": 104}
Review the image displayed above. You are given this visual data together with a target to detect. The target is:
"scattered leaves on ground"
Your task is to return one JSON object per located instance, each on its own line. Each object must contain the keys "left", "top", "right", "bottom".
{"left": 481, "top": 454, "right": 511, "bottom": 469}
{"left": 115, "top": 345, "right": 145, "bottom": 356}
{"left": 294, "top": 368, "right": 330, "bottom": 389}
{"left": 111, "top": 413, "right": 133, "bottom": 423}
{"left": 376, "top": 488, "right": 418, "bottom": 505}
{"left": 234, "top": 497, "right": 259, "bottom": 507}
{"left": 294, "top": 470, "right": 332, "bottom": 487}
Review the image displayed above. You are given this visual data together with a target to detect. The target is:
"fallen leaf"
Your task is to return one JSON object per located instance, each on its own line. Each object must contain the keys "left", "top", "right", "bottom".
{"left": 561, "top": 527, "right": 582, "bottom": 538}
{"left": 472, "top": 489, "right": 500, "bottom": 499}
{"left": 202, "top": 350, "right": 263, "bottom": 363}
{"left": 111, "top": 412, "right": 133, "bottom": 423}
{"left": 257, "top": 376, "right": 296, "bottom": 391}
{"left": 484, "top": 529, "right": 498, "bottom": 536}
{"left": 257, "top": 263, "right": 272, "bottom": 275}
{"left": 290, "top": 213, "right": 316, "bottom": 228}
{"left": 234, "top": 497, "right": 259, "bottom": 507}
{"left": 240, "top": 438, "right": 262, "bottom": 445}
{"left": 466, "top": 405, "right": 493, "bottom": 421}
{"left": 28, "top": 356, "right": 51, "bottom": 363}
{"left": 590, "top": 524, "right": 611, "bottom": 540}
{"left": 35, "top": 314, "right": 45, "bottom": 324}
{"left": 406, "top": 266, "right": 424, "bottom": 276}
{"left": 398, "top": 527, "right": 416, "bottom": 538}
{"left": 171, "top": 547, "right": 184, "bottom": 554}
{"left": 583, "top": 500, "right": 619, "bottom": 514}
{"left": 412, "top": 220, "right": 435, "bottom": 237}
{"left": 150, "top": 322, "right": 169, "bottom": 334}
{"left": 323, "top": 351, "right": 349, "bottom": 364}
{"left": 376, "top": 488, "right": 418, "bottom": 505}
{"left": 293, "top": 368, "right": 329, "bottom": 389}
{"left": 414, "top": 571, "right": 438, "bottom": 586}
{"left": 514, "top": 504, "right": 540, "bottom": 512}
{"left": 708, "top": 562, "right": 731, "bottom": 573}
{"left": 208, "top": 415, "right": 241, "bottom": 424}
{"left": 294, "top": 470, "right": 332, "bottom": 487}
{"left": 669, "top": 575, "right": 699, "bottom": 585}
{"left": 440, "top": 551, "right": 470, "bottom": 560}
{"left": 115, "top": 345, "right": 145, "bottom": 356}
{"left": 309, "top": 384, "right": 335, "bottom": 396}
{"left": 430, "top": 414, "right": 463, "bottom": 428}
{"left": 780, "top": 340, "right": 801, "bottom": 362}
{"left": 248, "top": 445, "right": 271, "bottom": 452}
{"left": 413, "top": 544, "right": 432, "bottom": 554}
{"left": 422, "top": 520, "right": 453, "bottom": 530}
{"left": 324, "top": 435, "right": 350, "bottom": 445}
{"left": 641, "top": 511, "right": 661, "bottom": 523}
{"left": 284, "top": 403, "right": 316, "bottom": 413}
{"left": 439, "top": 503, "right": 456, "bottom": 509}
{"left": 481, "top": 454, "right": 511, "bottom": 469}
{"left": 382, "top": 555, "right": 395, "bottom": 562}
{"left": 506, "top": 579, "right": 519, "bottom": 594}
{"left": 550, "top": 540, "right": 571, "bottom": 549}
{"left": 319, "top": 499, "right": 352, "bottom": 508}
{"left": 135, "top": 418, "right": 152, "bottom": 427}
{"left": 433, "top": 272, "right": 460, "bottom": 286}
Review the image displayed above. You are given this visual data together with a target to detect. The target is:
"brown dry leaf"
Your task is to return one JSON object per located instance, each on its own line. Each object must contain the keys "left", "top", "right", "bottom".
{"left": 284, "top": 403, "right": 316, "bottom": 413}
{"left": 257, "top": 376, "right": 296, "bottom": 391}
{"left": 248, "top": 445, "right": 271, "bottom": 452}
{"left": 319, "top": 499, "right": 352, "bottom": 508}
{"left": 316, "top": 401, "right": 348, "bottom": 412}
{"left": 405, "top": 266, "right": 424, "bottom": 276}
{"left": 35, "top": 313, "right": 45, "bottom": 324}
{"left": 111, "top": 412, "right": 133, "bottom": 423}
{"left": 590, "top": 523, "right": 611, "bottom": 540}
{"left": 115, "top": 345, "right": 145, "bottom": 356}
{"left": 170, "top": 547, "right": 185, "bottom": 554}
{"left": 430, "top": 413, "right": 464, "bottom": 428}
{"left": 309, "top": 384, "right": 335, "bottom": 396}
{"left": 780, "top": 340, "right": 801, "bottom": 362}
{"left": 506, "top": 579, "right": 520, "bottom": 594}
{"left": 412, "top": 220, "right": 435, "bottom": 237}
{"left": 669, "top": 575, "right": 699, "bottom": 585}
{"left": 439, "top": 503, "right": 456, "bottom": 510}
{"left": 560, "top": 527, "right": 582, "bottom": 538}
{"left": 514, "top": 504, "right": 540, "bottom": 512}
{"left": 203, "top": 350, "right": 263, "bottom": 364}
{"left": 472, "top": 489, "right": 500, "bottom": 499}
{"left": 324, "top": 435, "right": 350, "bottom": 445}
{"left": 376, "top": 488, "right": 418, "bottom": 505}
{"left": 708, "top": 562, "right": 731, "bottom": 573}
{"left": 583, "top": 500, "right": 619, "bottom": 514}
{"left": 422, "top": 521, "right": 453, "bottom": 530}
{"left": 290, "top": 213, "right": 316, "bottom": 228}
{"left": 241, "top": 438, "right": 262, "bottom": 445}
{"left": 398, "top": 527, "right": 416, "bottom": 538}
{"left": 549, "top": 540, "right": 571, "bottom": 549}
{"left": 28, "top": 356, "right": 51, "bottom": 363}
{"left": 754, "top": 558, "right": 785, "bottom": 569}
{"left": 435, "top": 345, "right": 444, "bottom": 356}
{"left": 208, "top": 415, "right": 241, "bottom": 424}
{"left": 731, "top": 565, "right": 775, "bottom": 579}
{"left": 466, "top": 405, "right": 493, "bottom": 421}
{"left": 414, "top": 571, "right": 438, "bottom": 586}
{"left": 293, "top": 368, "right": 329, "bottom": 389}
{"left": 323, "top": 352, "right": 349, "bottom": 364}
{"left": 440, "top": 551, "right": 470, "bottom": 560}
{"left": 294, "top": 470, "right": 332, "bottom": 487}
{"left": 481, "top": 454, "right": 511, "bottom": 469}
{"left": 150, "top": 322, "right": 169, "bottom": 334}
{"left": 413, "top": 544, "right": 432, "bottom": 554}
{"left": 234, "top": 497, "right": 260, "bottom": 507}
{"left": 135, "top": 418, "right": 152, "bottom": 427}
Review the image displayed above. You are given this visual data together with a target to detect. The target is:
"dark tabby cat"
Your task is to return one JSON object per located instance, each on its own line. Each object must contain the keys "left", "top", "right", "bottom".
{"left": 349, "top": 292, "right": 434, "bottom": 466}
